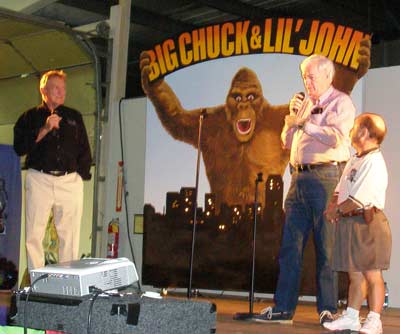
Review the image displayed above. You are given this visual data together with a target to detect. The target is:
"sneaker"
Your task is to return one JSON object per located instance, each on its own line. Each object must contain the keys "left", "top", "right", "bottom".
{"left": 319, "top": 310, "right": 335, "bottom": 325}
{"left": 323, "top": 310, "right": 361, "bottom": 331}
{"left": 360, "top": 314, "right": 382, "bottom": 334}
{"left": 252, "top": 306, "right": 293, "bottom": 324}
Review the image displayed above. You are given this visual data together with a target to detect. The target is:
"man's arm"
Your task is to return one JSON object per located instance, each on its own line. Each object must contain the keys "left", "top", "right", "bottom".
{"left": 35, "top": 113, "right": 62, "bottom": 143}
{"left": 301, "top": 95, "right": 355, "bottom": 147}
{"left": 281, "top": 94, "right": 305, "bottom": 149}
{"left": 325, "top": 194, "right": 363, "bottom": 223}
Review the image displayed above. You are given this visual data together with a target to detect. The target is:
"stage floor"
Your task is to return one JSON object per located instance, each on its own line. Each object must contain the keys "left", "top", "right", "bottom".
{"left": 180, "top": 294, "right": 400, "bottom": 334}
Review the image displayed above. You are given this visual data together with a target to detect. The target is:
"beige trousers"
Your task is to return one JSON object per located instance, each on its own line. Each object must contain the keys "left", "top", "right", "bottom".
{"left": 25, "top": 168, "right": 83, "bottom": 271}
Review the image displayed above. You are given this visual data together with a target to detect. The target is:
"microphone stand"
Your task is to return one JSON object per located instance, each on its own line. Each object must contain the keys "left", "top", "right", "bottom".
{"left": 187, "top": 109, "right": 206, "bottom": 299}
{"left": 233, "top": 172, "right": 263, "bottom": 320}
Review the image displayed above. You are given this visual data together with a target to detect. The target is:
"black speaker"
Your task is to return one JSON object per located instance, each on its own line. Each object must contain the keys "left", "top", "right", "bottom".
{"left": 15, "top": 292, "right": 216, "bottom": 334}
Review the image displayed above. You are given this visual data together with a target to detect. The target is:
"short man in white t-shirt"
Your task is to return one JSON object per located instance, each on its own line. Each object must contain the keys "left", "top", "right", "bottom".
{"left": 324, "top": 113, "right": 391, "bottom": 334}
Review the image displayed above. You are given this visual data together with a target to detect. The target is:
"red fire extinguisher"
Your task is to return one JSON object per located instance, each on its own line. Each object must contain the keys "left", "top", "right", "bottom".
{"left": 107, "top": 218, "right": 119, "bottom": 258}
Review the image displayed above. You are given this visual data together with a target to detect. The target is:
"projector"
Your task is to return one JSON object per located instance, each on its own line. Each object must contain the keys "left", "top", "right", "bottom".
{"left": 30, "top": 257, "right": 138, "bottom": 297}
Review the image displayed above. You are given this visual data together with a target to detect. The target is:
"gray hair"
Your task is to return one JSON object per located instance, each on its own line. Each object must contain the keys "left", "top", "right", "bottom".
{"left": 300, "top": 54, "right": 335, "bottom": 82}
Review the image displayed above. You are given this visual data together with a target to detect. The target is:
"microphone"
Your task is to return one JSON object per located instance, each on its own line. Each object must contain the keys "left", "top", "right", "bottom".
{"left": 51, "top": 109, "right": 62, "bottom": 136}
{"left": 293, "top": 92, "right": 305, "bottom": 113}
{"left": 53, "top": 109, "right": 63, "bottom": 120}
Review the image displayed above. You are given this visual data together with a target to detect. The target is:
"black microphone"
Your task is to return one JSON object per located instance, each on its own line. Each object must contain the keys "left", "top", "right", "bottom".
{"left": 51, "top": 109, "right": 63, "bottom": 136}
{"left": 311, "top": 106, "right": 324, "bottom": 114}
{"left": 293, "top": 92, "right": 305, "bottom": 113}
{"left": 53, "top": 109, "right": 63, "bottom": 120}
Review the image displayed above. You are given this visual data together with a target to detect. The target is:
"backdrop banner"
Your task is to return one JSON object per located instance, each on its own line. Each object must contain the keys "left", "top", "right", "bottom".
{"left": 0, "top": 144, "right": 21, "bottom": 287}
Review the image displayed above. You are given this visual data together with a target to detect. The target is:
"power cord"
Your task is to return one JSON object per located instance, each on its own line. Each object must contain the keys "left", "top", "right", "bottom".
{"left": 118, "top": 98, "right": 142, "bottom": 292}
{"left": 23, "top": 273, "right": 49, "bottom": 334}
{"left": 86, "top": 287, "right": 106, "bottom": 334}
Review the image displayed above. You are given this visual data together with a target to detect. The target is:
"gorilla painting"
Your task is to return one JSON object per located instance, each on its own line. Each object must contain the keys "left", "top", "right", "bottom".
{"left": 140, "top": 39, "right": 370, "bottom": 210}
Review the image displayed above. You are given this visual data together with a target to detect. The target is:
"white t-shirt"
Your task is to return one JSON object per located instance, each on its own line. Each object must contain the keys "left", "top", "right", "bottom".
{"left": 335, "top": 149, "right": 388, "bottom": 209}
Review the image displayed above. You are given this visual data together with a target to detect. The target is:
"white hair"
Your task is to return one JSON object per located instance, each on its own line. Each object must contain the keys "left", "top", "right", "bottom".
{"left": 300, "top": 54, "right": 335, "bottom": 82}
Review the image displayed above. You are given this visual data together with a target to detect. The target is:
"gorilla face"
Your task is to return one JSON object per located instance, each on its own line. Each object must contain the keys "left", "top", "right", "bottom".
{"left": 226, "top": 68, "right": 263, "bottom": 143}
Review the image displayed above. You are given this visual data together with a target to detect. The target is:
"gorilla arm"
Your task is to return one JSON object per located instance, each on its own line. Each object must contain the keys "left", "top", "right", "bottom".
{"left": 332, "top": 38, "right": 371, "bottom": 95}
{"left": 140, "top": 51, "right": 223, "bottom": 146}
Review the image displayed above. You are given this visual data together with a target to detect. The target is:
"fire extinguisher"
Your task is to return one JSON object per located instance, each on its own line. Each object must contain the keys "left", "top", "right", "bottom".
{"left": 107, "top": 218, "right": 119, "bottom": 258}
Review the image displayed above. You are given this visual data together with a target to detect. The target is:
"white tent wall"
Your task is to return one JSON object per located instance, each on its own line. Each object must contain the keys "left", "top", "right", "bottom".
{"left": 363, "top": 66, "right": 400, "bottom": 307}
{"left": 0, "top": 75, "right": 38, "bottom": 144}
{"left": 95, "top": 0, "right": 132, "bottom": 259}
{"left": 116, "top": 97, "right": 147, "bottom": 280}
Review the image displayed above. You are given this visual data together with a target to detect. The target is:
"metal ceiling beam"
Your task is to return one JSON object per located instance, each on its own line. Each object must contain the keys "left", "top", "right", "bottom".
{"left": 58, "top": 0, "right": 196, "bottom": 33}
{"left": 320, "top": 0, "right": 385, "bottom": 29}
{"left": 195, "top": 0, "right": 293, "bottom": 20}
{"left": 21, "top": 0, "right": 59, "bottom": 14}
{"left": 320, "top": 0, "right": 400, "bottom": 40}
{"left": 131, "top": 6, "right": 196, "bottom": 33}
{"left": 383, "top": 0, "right": 400, "bottom": 33}
{"left": 58, "top": 0, "right": 118, "bottom": 17}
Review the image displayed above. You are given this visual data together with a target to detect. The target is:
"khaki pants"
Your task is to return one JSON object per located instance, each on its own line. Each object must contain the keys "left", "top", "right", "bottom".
{"left": 25, "top": 169, "right": 83, "bottom": 271}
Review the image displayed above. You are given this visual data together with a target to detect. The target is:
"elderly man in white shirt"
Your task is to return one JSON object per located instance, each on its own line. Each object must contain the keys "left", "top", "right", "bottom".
{"left": 253, "top": 54, "right": 356, "bottom": 325}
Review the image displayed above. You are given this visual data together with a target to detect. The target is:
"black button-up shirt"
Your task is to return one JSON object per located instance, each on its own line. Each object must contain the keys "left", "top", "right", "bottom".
{"left": 13, "top": 103, "right": 92, "bottom": 180}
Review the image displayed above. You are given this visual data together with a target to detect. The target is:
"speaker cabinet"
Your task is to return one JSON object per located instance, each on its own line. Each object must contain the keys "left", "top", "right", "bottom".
{"left": 16, "top": 292, "right": 216, "bottom": 334}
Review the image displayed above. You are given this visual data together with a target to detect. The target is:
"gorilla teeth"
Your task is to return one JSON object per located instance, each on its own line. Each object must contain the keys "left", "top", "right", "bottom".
{"left": 237, "top": 119, "right": 252, "bottom": 134}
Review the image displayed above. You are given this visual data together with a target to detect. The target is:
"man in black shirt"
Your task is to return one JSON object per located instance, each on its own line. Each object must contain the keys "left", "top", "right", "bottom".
{"left": 14, "top": 70, "right": 92, "bottom": 271}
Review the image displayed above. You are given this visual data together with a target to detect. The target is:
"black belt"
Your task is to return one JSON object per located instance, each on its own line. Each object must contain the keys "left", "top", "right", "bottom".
{"left": 341, "top": 208, "right": 365, "bottom": 217}
{"left": 341, "top": 207, "right": 381, "bottom": 217}
{"left": 290, "top": 161, "right": 346, "bottom": 173}
{"left": 40, "top": 170, "right": 70, "bottom": 177}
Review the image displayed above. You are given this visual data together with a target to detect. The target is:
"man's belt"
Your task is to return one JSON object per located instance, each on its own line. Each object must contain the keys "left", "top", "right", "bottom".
{"left": 40, "top": 170, "right": 69, "bottom": 177}
{"left": 340, "top": 208, "right": 365, "bottom": 217}
{"left": 290, "top": 161, "right": 346, "bottom": 173}
{"left": 341, "top": 207, "right": 382, "bottom": 224}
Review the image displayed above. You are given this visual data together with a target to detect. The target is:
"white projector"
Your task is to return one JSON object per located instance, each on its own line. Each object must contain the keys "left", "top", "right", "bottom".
{"left": 30, "top": 257, "right": 139, "bottom": 297}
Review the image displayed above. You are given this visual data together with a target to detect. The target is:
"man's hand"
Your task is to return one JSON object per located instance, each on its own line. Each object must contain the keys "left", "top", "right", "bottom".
{"left": 325, "top": 194, "right": 340, "bottom": 223}
{"left": 325, "top": 208, "right": 339, "bottom": 224}
{"left": 45, "top": 113, "right": 62, "bottom": 131}
{"left": 284, "top": 114, "right": 306, "bottom": 129}
{"left": 325, "top": 202, "right": 340, "bottom": 224}
{"left": 35, "top": 113, "right": 62, "bottom": 143}
{"left": 289, "top": 93, "right": 305, "bottom": 115}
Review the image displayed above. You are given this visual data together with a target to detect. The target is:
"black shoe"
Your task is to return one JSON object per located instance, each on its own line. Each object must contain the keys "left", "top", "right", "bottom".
{"left": 252, "top": 306, "right": 293, "bottom": 324}
{"left": 319, "top": 310, "right": 335, "bottom": 325}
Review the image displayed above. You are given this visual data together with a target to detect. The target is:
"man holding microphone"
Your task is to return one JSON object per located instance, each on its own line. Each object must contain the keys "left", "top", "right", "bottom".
{"left": 14, "top": 70, "right": 92, "bottom": 272}
{"left": 254, "top": 54, "right": 356, "bottom": 325}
